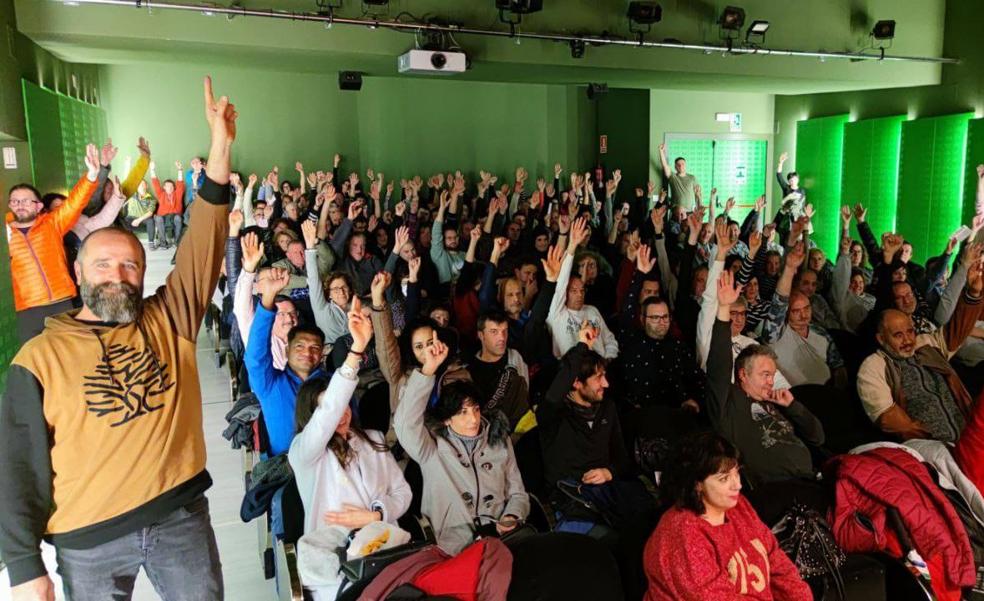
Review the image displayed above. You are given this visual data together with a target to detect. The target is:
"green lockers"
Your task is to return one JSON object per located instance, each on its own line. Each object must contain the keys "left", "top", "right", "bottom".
{"left": 665, "top": 137, "right": 767, "bottom": 225}
{"left": 841, "top": 116, "right": 904, "bottom": 243}
{"left": 963, "top": 118, "right": 984, "bottom": 227}
{"left": 795, "top": 114, "right": 850, "bottom": 258}
{"left": 23, "top": 79, "right": 108, "bottom": 194}
{"left": 897, "top": 113, "right": 973, "bottom": 264}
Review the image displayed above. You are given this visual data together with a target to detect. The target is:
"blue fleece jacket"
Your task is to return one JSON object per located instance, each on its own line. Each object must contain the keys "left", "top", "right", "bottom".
{"left": 245, "top": 304, "right": 325, "bottom": 455}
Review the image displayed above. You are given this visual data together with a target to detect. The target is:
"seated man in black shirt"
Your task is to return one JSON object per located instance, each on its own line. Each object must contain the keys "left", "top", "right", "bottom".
{"left": 469, "top": 308, "right": 531, "bottom": 431}
{"left": 621, "top": 297, "right": 705, "bottom": 413}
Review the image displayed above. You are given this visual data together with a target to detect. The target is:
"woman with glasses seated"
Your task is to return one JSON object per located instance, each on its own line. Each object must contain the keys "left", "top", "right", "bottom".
{"left": 643, "top": 431, "right": 811, "bottom": 600}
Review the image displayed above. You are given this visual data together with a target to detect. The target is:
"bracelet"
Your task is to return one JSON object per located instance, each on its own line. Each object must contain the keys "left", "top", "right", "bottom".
{"left": 348, "top": 349, "right": 366, "bottom": 359}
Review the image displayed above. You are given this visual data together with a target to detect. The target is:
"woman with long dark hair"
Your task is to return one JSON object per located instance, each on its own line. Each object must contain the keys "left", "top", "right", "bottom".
{"left": 642, "top": 431, "right": 810, "bottom": 600}
{"left": 288, "top": 300, "right": 412, "bottom": 599}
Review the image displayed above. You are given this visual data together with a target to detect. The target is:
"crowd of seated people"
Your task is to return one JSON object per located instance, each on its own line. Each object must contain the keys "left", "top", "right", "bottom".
{"left": 5, "top": 79, "right": 984, "bottom": 600}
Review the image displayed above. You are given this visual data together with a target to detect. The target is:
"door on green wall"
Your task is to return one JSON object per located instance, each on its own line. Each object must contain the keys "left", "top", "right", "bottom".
{"left": 665, "top": 136, "right": 767, "bottom": 223}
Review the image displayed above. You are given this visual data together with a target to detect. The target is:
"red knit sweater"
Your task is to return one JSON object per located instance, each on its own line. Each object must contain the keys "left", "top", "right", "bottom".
{"left": 643, "top": 496, "right": 811, "bottom": 601}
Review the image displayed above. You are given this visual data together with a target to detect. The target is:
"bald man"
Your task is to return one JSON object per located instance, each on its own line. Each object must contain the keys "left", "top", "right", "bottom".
{"left": 857, "top": 254, "right": 984, "bottom": 441}
{"left": 763, "top": 242, "right": 847, "bottom": 390}
{"left": 0, "top": 77, "right": 235, "bottom": 601}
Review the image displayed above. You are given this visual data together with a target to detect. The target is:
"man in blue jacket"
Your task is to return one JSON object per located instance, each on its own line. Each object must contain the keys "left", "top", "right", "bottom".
{"left": 244, "top": 266, "right": 326, "bottom": 456}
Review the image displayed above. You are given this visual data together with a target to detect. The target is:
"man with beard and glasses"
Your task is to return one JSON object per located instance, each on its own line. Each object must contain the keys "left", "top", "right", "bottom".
{"left": 0, "top": 77, "right": 235, "bottom": 601}
{"left": 6, "top": 143, "right": 100, "bottom": 343}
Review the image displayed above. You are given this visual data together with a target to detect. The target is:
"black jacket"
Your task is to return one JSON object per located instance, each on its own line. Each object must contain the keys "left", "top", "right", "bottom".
{"left": 536, "top": 343, "right": 629, "bottom": 490}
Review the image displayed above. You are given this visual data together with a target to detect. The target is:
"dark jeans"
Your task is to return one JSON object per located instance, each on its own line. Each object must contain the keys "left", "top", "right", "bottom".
{"left": 55, "top": 496, "right": 223, "bottom": 601}
{"left": 154, "top": 214, "right": 183, "bottom": 244}
{"left": 16, "top": 298, "right": 75, "bottom": 343}
{"left": 126, "top": 217, "right": 156, "bottom": 244}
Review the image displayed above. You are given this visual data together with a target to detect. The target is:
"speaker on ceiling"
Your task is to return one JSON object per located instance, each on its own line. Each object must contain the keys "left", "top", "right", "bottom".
{"left": 338, "top": 71, "right": 363, "bottom": 91}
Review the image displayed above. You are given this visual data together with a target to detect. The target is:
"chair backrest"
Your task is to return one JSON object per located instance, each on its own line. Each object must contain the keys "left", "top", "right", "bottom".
{"left": 513, "top": 427, "right": 546, "bottom": 497}
{"left": 279, "top": 476, "right": 305, "bottom": 546}
{"left": 791, "top": 383, "right": 883, "bottom": 454}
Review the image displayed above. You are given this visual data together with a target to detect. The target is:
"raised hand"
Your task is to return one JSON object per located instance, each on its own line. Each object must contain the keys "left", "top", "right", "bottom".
{"left": 469, "top": 224, "right": 482, "bottom": 244}
{"left": 420, "top": 330, "right": 449, "bottom": 376}
{"left": 962, "top": 242, "right": 983, "bottom": 269}
{"left": 755, "top": 195, "right": 766, "bottom": 213}
{"left": 853, "top": 203, "right": 867, "bottom": 223}
{"left": 778, "top": 151, "right": 788, "bottom": 165}
{"left": 84, "top": 143, "right": 100, "bottom": 179}
{"left": 370, "top": 271, "right": 391, "bottom": 308}
{"left": 408, "top": 256, "right": 421, "bottom": 282}
{"left": 241, "top": 232, "right": 264, "bottom": 273}
{"left": 554, "top": 163, "right": 563, "bottom": 178}
{"left": 785, "top": 241, "right": 806, "bottom": 271}
{"left": 258, "top": 267, "right": 290, "bottom": 297}
{"left": 394, "top": 201, "right": 407, "bottom": 218}
{"left": 715, "top": 220, "right": 737, "bottom": 259}
{"left": 228, "top": 208, "right": 244, "bottom": 235}
{"left": 748, "top": 230, "right": 763, "bottom": 256}
{"left": 650, "top": 204, "right": 667, "bottom": 235}
{"left": 636, "top": 243, "right": 656, "bottom": 274}
{"left": 967, "top": 253, "right": 984, "bottom": 297}
{"left": 301, "top": 219, "right": 319, "bottom": 249}
{"left": 203, "top": 75, "right": 237, "bottom": 145}
{"left": 347, "top": 200, "right": 364, "bottom": 222}
{"left": 578, "top": 320, "right": 599, "bottom": 349}
{"left": 493, "top": 236, "right": 510, "bottom": 255}
{"left": 840, "top": 205, "right": 852, "bottom": 229}
{"left": 334, "top": 153, "right": 341, "bottom": 168}
{"left": 724, "top": 197, "right": 736, "bottom": 213}
{"left": 348, "top": 297, "right": 374, "bottom": 352}
{"left": 717, "top": 269, "right": 743, "bottom": 306}
{"left": 137, "top": 136, "right": 151, "bottom": 157}
{"left": 882, "top": 233, "right": 904, "bottom": 260}
{"left": 977, "top": 164, "right": 984, "bottom": 180}
{"left": 542, "top": 244, "right": 564, "bottom": 283}
{"left": 804, "top": 203, "right": 815, "bottom": 220}
{"left": 393, "top": 226, "right": 409, "bottom": 253}
{"left": 99, "top": 138, "right": 118, "bottom": 167}
{"left": 367, "top": 214, "right": 378, "bottom": 232}
{"left": 569, "top": 216, "right": 589, "bottom": 251}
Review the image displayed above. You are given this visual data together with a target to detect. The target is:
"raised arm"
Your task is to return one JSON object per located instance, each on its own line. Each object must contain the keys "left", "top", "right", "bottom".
{"left": 158, "top": 77, "right": 234, "bottom": 342}
{"left": 393, "top": 332, "right": 448, "bottom": 464}
{"left": 705, "top": 271, "right": 743, "bottom": 427}
{"left": 658, "top": 142, "right": 672, "bottom": 180}
{"left": 49, "top": 144, "right": 100, "bottom": 235}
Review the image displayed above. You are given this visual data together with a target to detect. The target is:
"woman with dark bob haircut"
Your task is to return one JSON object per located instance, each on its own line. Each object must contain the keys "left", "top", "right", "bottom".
{"left": 641, "top": 431, "right": 810, "bottom": 600}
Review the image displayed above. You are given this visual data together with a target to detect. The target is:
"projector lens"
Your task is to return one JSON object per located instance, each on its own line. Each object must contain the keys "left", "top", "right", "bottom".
{"left": 431, "top": 53, "right": 447, "bottom": 69}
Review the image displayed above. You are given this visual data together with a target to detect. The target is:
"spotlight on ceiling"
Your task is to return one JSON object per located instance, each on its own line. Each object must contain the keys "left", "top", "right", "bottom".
{"left": 627, "top": 2, "right": 662, "bottom": 25}
{"left": 495, "top": 0, "right": 544, "bottom": 15}
{"left": 872, "top": 20, "right": 896, "bottom": 40}
{"left": 586, "top": 83, "right": 608, "bottom": 100}
{"left": 718, "top": 6, "right": 746, "bottom": 31}
{"left": 570, "top": 39, "right": 586, "bottom": 59}
{"left": 745, "top": 19, "right": 769, "bottom": 42}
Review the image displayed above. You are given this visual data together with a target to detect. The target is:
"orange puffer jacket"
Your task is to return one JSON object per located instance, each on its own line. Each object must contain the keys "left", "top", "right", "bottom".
{"left": 6, "top": 175, "right": 97, "bottom": 311}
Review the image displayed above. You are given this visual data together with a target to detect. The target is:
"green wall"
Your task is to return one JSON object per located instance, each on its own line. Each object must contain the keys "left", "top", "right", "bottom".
{"left": 0, "top": 0, "right": 102, "bottom": 385}
{"left": 795, "top": 114, "right": 850, "bottom": 257}
{"left": 841, "top": 115, "right": 905, "bottom": 241}
{"left": 102, "top": 62, "right": 596, "bottom": 189}
{"left": 596, "top": 89, "right": 650, "bottom": 198}
{"left": 897, "top": 113, "right": 973, "bottom": 264}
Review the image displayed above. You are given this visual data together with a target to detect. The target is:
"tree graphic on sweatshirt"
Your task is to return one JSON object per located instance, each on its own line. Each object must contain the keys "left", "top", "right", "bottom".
{"left": 83, "top": 343, "right": 176, "bottom": 427}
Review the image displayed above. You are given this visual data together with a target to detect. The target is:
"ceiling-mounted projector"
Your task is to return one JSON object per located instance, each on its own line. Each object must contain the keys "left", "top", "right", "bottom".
{"left": 398, "top": 49, "right": 467, "bottom": 75}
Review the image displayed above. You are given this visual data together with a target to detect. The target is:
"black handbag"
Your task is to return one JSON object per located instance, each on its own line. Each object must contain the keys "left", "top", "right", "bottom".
{"left": 338, "top": 539, "right": 434, "bottom": 584}
{"left": 772, "top": 504, "right": 847, "bottom": 598}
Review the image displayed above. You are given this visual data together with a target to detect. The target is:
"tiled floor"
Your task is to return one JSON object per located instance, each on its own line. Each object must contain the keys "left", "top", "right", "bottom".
{"left": 1, "top": 241, "right": 275, "bottom": 601}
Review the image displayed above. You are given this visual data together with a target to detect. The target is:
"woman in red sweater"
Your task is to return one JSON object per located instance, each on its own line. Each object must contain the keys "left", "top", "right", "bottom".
{"left": 643, "top": 432, "right": 811, "bottom": 601}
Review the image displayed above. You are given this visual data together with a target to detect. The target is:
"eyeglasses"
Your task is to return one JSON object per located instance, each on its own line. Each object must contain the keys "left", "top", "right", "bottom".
{"left": 729, "top": 310, "right": 747, "bottom": 318}
{"left": 276, "top": 310, "right": 299, "bottom": 319}
{"left": 9, "top": 198, "right": 39, "bottom": 207}
{"left": 329, "top": 286, "right": 350, "bottom": 294}
{"left": 645, "top": 314, "right": 671, "bottom": 322}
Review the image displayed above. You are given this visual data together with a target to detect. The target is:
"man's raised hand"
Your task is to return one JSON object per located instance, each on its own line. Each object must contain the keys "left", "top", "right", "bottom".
{"left": 84, "top": 143, "right": 100, "bottom": 180}
{"left": 228, "top": 209, "right": 244, "bottom": 235}
{"left": 541, "top": 244, "right": 564, "bottom": 283}
{"left": 99, "top": 138, "right": 118, "bottom": 167}
{"left": 301, "top": 220, "right": 319, "bottom": 250}
{"left": 716, "top": 269, "right": 743, "bottom": 306}
{"left": 203, "top": 76, "right": 237, "bottom": 145}
{"left": 636, "top": 243, "right": 656, "bottom": 274}
{"left": 241, "top": 232, "right": 264, "bottom": 273}
{"left": 137, "top": 136, "right": 151, "bottom": 158}
{"left": 348, "top": 297, "right": 374, "bottom": 352}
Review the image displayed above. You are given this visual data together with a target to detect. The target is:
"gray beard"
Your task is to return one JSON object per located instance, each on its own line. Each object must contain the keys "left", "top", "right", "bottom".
{"left": 80, "top": 280, "right": 143, "bottom": 323}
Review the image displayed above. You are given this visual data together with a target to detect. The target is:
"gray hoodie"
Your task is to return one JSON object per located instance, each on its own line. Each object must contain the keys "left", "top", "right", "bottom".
{"left": 394, "top": 371, "right": 530, "bottom": 554}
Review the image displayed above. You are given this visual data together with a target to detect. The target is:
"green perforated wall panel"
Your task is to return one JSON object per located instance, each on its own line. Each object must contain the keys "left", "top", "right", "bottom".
{"left": 23, "top": 79, "right": 107, "bottom": 194}
{"left": 841, "top": 116, "right": 904, "bottom": 242}
{"left": 898, "top": 113, "right": 973, "bottom": 264}
{"left": 666, "top": 138, "right": 714, "bottom": 203}
{"left": 713, "top": 139, "right": 768, "bottom": 225}
{"left": 963, "top": 118, "right": 984, "bottom": 227}
{"left": 795, "top": 115, "right": 849, "bottom": 258}
{"left": 666, "top": 137, "right": 767, "bottom": 223}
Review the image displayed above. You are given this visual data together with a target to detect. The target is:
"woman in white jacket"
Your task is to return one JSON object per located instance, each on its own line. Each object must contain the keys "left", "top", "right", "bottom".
{"left": 288, "top": 299, "right": 412, "bottom": 598}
